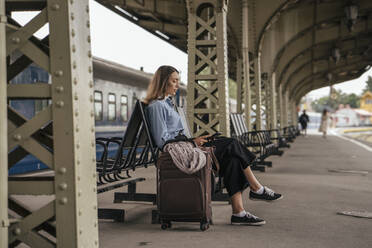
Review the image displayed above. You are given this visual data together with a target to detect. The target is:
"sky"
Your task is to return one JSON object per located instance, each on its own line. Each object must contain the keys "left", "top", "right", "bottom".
{"left": 306, "top": 68, "right": 371, "bottom": 100}
{"left": 11, "top": 0, "right": 371, "bottom": 100}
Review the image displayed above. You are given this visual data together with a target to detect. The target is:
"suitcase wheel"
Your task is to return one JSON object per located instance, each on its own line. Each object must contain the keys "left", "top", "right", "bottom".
{"left": 200, "top": 222, "right": 209, "bottom": 231}
{"left": 161, "top": 221, "right": 171, "bottom": 230}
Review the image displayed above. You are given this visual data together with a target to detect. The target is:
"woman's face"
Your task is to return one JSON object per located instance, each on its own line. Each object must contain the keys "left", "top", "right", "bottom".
{"left": 165, "top": 71, "right": 180, "bottom": 96}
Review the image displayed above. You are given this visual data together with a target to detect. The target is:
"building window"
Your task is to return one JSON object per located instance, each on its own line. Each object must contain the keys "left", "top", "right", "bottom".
{"left": 94, "top": 91, "right": 103, "bottom": 121}
{"left": 120, "top": 95, "right": 128, "bottom": 122}
{"left": 366, "top": 99, "right": 372, "bottom": 104}
{"left": 108, "top": 93, "right": 116, "bottom": 121}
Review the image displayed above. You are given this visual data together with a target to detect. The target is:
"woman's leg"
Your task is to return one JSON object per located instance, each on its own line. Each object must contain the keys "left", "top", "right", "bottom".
{"left": 231, "top": 192, "right": 244, "bottom": 214}
{"left": 243, "top": 167, "right": 262, "bottom": 192}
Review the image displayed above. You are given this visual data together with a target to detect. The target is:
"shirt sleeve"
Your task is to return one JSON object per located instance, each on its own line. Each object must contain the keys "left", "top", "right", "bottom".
{"left": 146, "top": 102, "right": 174, "bottom": 149}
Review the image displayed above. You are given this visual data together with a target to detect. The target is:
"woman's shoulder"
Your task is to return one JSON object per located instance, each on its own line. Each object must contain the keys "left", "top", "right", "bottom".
{"left": 148, "top": 99, "right": 166, "bottom": 111}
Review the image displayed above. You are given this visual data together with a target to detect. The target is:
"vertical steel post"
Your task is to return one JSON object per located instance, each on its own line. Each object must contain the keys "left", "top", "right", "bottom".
{"left": 0, "top": 1, "right": 8, "bottom": 246}
{"left": 279, "top": 84, "right": 284, "bottom": 129}
{"left": 254, "top": 57, "right": 262, "bottom": 130}
{"left": 186, "top": 0, "right": 229, "bottom": 136}
{"left": 264, "top": 76, "right": 270, "bottom": 129}
{"left": 283, "top": 90, "right": 289, "bottom": 127}
{"left": 291, "top": 100, "right": 298, "bottom": 126}
{"left": 236, "top": 57, "right": 243, "bottom": 113}
{"left": 216, "top": 1, "right": 229, "bottom": 135}
{"left": 242, "top": 0, "right": 251, "bottom": 130}
{"left": 48, "top": 0, "right": 99, "bottom": 246}
{"left": 270, "top": 72, "right": 278, "bottom": 131}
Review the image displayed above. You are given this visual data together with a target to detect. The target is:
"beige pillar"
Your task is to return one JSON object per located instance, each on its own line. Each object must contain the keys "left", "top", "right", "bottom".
{"left": 242, "top": 0, "right": 251, "bottom": 130}
{"left": 236, "top": 57, "right": 243, "bottom": 113}
{"left": 0, "top": 1, "right": 8, "bottom": 246}
{"left": 270, "top": 72, "right": 278, "bottom": 130}
{"left": 186, "top": 0, "right": 229, "bottom": 136}
{"left": 254, "top": 57, "right": 262, "bottom": 130}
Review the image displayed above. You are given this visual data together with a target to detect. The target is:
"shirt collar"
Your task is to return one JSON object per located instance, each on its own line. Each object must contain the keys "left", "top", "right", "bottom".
{"left": 165, "top": 96, "right": 174, "bottom": 106}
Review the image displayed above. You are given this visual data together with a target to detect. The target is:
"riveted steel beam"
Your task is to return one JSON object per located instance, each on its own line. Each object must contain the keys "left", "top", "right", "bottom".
{"left": 47, "top": 0, "right": 99, "bottom": 246}
{"left": 269, "top": 72, "right": 277, "bottom": 130}
{"left": 242, "top": 0, "right": 251, "bottom": 130}
{"left": 290, "top": 100, "right": 297, "bottom": 126}
{"left": 278, "top": 83, "right": 284, "bottom": 129}
{"left": 138, "top": 20, "right": 187, "bottom": 36}
{"left": 7, "top": 83, "right": 51, "bottom": 99}
{"left": 283, "top": 89, "right": 289, "bottom": 127}
{"left": 115, "top": 0, "right": 186, "bottom": 20}
{"left": 6, "top": 0, "right": 99, "bottom": 247}
{"left": 253, "top": 57, "right": 262, "bottom": 130}
{"left": 5, "top": 0, "right": 46, "bottom": 11}
{"left": 236, "top": 57, "right": 243, "bottom": 113}
{"left": 0, "top": 0, "right": 8, "bottom": 246}
{"left": 187, "top": 0, "right": 229, "bottom": 137}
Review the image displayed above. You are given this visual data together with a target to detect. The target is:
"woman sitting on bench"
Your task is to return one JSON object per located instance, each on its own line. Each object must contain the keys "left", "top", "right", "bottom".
{"left": 144, "top": 65, "right": 282, "bottom": 226}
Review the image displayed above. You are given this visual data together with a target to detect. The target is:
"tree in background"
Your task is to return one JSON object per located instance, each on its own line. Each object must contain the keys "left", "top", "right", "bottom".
{"left": 229, "top": 78, "right": 237, "bottom": 100}
{"left": 311, "top": 89, "right": 360, "bottom": 112}
{"left": 362, "top": 76, "right": 372, "bottom": 94}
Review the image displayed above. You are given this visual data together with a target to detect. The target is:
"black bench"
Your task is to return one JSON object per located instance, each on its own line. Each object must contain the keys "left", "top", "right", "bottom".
{"left": 269, "top": 129, "right": 291, "bottom": 149}
{"left": 230, "top": 113, "right": 285, "bottom": 171}
{"left": 96, "top": 100, "right": 159, "bottom": 222}
{"left": 282, "top": 125, "right": 299, "bottom": 142}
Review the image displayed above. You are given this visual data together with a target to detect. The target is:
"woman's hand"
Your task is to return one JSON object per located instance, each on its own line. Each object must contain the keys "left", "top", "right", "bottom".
{"left": 193, "top": 135, "right": 211, "bottom": 146}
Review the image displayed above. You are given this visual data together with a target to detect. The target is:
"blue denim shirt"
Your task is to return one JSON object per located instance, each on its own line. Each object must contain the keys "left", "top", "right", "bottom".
{"left": 146, "top": 97, "right": 184, "bottom": 149}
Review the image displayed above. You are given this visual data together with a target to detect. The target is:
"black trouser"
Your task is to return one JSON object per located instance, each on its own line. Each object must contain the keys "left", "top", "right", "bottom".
{"left": 204, "top": 137, "right": 256, "bottom": 197}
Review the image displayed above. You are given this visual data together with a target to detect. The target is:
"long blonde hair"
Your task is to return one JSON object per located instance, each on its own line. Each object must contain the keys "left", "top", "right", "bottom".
{"left": 144, "top": 65, "right": 179, "bottom": 104}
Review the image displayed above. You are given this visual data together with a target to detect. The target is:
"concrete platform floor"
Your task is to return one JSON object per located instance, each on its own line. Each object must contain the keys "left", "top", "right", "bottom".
{"left": 98, "top": 134, "right": 372, "bottom": 248}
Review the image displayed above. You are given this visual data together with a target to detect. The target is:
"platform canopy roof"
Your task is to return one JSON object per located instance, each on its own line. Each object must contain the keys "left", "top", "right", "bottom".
{"left": 9, "top": 0, "right": 369, "bottom": 102}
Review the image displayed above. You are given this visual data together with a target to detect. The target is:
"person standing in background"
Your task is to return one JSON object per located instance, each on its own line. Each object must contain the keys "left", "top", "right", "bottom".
{"left": 299, "top": 110, "right": 310, "bottom": 136}
{"left": 319, "top": 109, "right": 329, "bottom": 138}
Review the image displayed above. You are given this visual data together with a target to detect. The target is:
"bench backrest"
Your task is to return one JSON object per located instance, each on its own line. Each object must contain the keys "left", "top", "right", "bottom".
{"left": 113, "top": 100, "right": 158, "bottom": 169}
{"left": 230, "top": 113, "right": 249, "bottom": 137}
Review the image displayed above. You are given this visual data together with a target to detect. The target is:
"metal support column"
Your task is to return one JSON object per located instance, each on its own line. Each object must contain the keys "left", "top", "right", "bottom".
{"left": 6, "top": 1, "right": 98, "bottom": 246}
{"left": 186, "top": 0, "right": 229, "bottom": 136}
{"left": 269, "top": 72, "right": 278, "bottom": 131}
{"left": 0, "top": 1, "right": 8, "bottom": 246}
{"left": 264, "top": 75, "right": 270, "bottom": 129}
{"left": 48, "top": 0, "right": 99, "bottom": 246}
{"left": 254, "top": 57, "right": 262, "bottom": 130}
{"left": 279, "top": 84, "right": 284, "bottom": 129}
{"left": 283, "top": 90, "right": 289, "bottom": 127}
{"left": 291, "top": 100, "right": 298, "bottom": 126}
{"left": 236, "top": 57, "right": 243, "bottom": 113}
{"left": 242, "top": 0, "right": 251, "bottom": 130}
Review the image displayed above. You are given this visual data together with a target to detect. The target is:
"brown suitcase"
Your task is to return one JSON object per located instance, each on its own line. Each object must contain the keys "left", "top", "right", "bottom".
{"left": 156, "top": 151, "right": 212, "bottom": 231}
